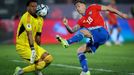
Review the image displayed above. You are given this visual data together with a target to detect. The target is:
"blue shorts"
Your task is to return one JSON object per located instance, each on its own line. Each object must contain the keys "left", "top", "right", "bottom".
{"left": 74, "top": 27, "right": 109, "bottom": 53}
{"left": 86, "top": 27, "right": 109, "bottom": 53}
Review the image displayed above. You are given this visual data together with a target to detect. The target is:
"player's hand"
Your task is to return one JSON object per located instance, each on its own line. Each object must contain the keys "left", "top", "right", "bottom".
{"left": 63, "top": 17, "right": 68, "bottom": 26}
{"left": 30, "top": 47, "right": 36, "bottom": 64}
{"left": 121, "top": 13, "right": 129, "bottom": 19}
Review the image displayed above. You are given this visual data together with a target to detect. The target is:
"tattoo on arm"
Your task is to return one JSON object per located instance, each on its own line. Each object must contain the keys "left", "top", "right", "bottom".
{"left": 65, "top": 25, "right": 80, "bottom": 34}
{"left": 65, "top": 25, "right": 73, "bottom": 33}
{"left": 72, "top": 25, "right": 80, "bottom": 32}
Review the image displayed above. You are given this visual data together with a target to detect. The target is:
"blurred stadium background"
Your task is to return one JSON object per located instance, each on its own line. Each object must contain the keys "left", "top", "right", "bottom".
{"left": 0, "top": 0, "right": 134, "bottom": 75}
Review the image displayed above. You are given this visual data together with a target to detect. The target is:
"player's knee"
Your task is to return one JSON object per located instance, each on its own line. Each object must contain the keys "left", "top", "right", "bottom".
{"left": 75, "top": 31, "right": 84, "bottom": 37}
{"left": 80, "top": 30, "right": 91, "bottom": 37}
{"left": 77, "top": 44, "right": 86, "bottom": 53}
{"left": 36, "top": 61, "right": 46, "bottom": 70}
{"left": 43, "top": 55, "right": 53, "bottom": 63}
{"left": 80, "top": 30, "right": 86, "bottom": 35}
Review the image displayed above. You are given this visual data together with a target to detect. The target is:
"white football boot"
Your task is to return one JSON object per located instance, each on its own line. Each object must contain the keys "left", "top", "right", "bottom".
{"left": 80, "top": 71, "right": 91, "bottom": 75}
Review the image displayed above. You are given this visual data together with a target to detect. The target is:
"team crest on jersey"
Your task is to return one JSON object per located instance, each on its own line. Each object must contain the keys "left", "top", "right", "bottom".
{"left": 26, "top": 24, "right": 31, "bottom": 29}
{"left": 83, "top": 20, "right": 86, "bottom": 23}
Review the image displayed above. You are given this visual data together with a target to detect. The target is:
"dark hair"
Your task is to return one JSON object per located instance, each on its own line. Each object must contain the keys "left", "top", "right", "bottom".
{"left": 26, "top": 0, "right": 37, "bottom": 6}
{"left": 131, "top": 6, "right": 134, "bottom": 17}
{"left": 73, "top": 0, "right": 86, "bottom": 5}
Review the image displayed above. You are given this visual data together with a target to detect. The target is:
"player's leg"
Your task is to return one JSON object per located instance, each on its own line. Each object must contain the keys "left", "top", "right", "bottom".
{"left": 34, "top": 52, "right": 53, "bottom": 75}
{"left": 106, "top": 25, "right": 113, "bottom": 46}
{"left": 13, "top": 46, "right": 53, "bottom": 75}
{"left": 33, "top": 46, "right": 53, "bottom": 75}
{"left": 67, "top": 28, "right": 92, "bottom": 43}
{"left": 37, "top": 52, "right": 53, "bottom": 69}
{"left": 115, "top": 25, "right": 122, "bottom": 45}
{"left": 18, "top": 53, "right": 52, "bottom": 75}
{"left": 112, "top": 24, "right": 120, "bottom": 41}
{"left": 13, "top": 47, "right": 36, "bottom": 75}
{"left": 79, "top": 27, "right": 109, "bottom": 75}
{"left": 110, "top": 26, "right": 113, "bottom": 35}
{"left": 117, "top": 27, "right": 121, "bottom": 40}
{"left": 13, "top": 67, "right": 24, "bottom": 75}
{"left": 77, "top": 44, "right": 91, "bottom": 75}
{"left": 21, "top": 52, "right": 53, "bottom": 75}
{"left": 76, "top": 31, "right": 94, "bottom": 75}
{"left": 13, "top": 61, "right": 42, "bottom": 75}
{"left": 56, "top": 28, "right": 92, "bottom": 48}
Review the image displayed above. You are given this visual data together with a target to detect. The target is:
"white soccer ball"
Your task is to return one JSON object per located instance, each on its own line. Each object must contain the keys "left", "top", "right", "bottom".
{"left": 36, "top": 4, "right": 49, "bottom": 17}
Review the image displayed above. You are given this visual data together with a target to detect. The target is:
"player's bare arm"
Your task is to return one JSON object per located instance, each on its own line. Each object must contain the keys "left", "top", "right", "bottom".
{"left": 35, "top": 32, "right": 41, "bottom": 45}
{"left": 27, "top": 30, "right": 36, "bottom": 64}
{"left": 27, "top": 31, "right": 34, "bottom": 47}
{"left": 63, "top": 17, "right": 80, "bottom": 33}
{"left": 101, "top": 5, "right": 128, "bottom": 18}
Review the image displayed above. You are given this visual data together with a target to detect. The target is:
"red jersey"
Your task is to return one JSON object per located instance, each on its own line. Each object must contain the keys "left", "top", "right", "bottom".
{"left": 77, "top": 4, "right": 105, "bottom": 28}
{"left": 107, "top": 4, "right": 118, "bottom": 25}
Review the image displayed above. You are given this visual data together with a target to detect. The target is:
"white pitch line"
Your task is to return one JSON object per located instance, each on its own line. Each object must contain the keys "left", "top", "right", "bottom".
{"left": 11, "top": 60, "right": 26, "bottom": 63}
{"left": 11, "top": 60, "right": 113, "bottom": 72}
{"left": 129, "top": 73, "right": 134, "bottom": 75}
{"left": 11, "top": 60, "right": 134, "bottom": 74}
{"left": 51, "top": 64, "right": 114, "bottom": 72}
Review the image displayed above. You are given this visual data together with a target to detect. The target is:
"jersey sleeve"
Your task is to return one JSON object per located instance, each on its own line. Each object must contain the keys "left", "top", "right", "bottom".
{"left": 37, "top": 18, "right": 43, "bottom": 32}
{"left": 90, "top": 4, "right": 102, "bottom": 11}
{"left": 22, "top": 14, "right": 32, "bottom": 31}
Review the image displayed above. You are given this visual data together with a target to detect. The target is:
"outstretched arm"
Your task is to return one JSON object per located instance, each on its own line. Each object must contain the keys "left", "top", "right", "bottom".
{"left": 101, "top": 5, "right": 128, "bottom": 19}
{"left": 63, "top": 18, "right": 80, "bottom": 34}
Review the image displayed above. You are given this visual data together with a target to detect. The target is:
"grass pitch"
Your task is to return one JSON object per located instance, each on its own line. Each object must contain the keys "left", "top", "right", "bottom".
{"left": 0, "top": 43, "right": 134, "bottom": 75}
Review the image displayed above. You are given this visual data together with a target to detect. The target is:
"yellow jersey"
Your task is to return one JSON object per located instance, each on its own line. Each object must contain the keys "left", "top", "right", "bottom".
{"left": 16, "top": 12, "right": 43, "bottom": 47}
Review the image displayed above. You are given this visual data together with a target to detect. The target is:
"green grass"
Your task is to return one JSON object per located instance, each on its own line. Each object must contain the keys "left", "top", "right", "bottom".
{"left": 0, "top": 43, "right": 134, "bottom": 75}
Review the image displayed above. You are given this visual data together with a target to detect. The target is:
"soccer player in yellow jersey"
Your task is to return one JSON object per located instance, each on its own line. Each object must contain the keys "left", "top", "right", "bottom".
{"left": 13, "top": 0, "right": 53, "bottom": 75}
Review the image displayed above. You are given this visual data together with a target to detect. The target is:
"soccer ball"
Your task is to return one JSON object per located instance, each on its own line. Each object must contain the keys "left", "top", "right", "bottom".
{"left": 36, "top": 4, "right": 49, "bottom": 17}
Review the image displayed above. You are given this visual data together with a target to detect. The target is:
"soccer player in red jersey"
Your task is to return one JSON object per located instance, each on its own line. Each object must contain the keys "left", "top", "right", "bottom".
{"left": 56, "top": 0, "right": 128, "bottom": 75}
{"left": 106, "top": 0, "right": 122, "bottom": 45}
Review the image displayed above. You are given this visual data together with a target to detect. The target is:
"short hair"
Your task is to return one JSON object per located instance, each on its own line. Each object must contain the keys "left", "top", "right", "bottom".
{"left": 26, "top": 0, "right": 37, "bottom": 7}
{"left": 131, "top": 6, "right": 134, "bottom": 17}
{"left": 73, "top": 0, "right": 86, "bottom": 5}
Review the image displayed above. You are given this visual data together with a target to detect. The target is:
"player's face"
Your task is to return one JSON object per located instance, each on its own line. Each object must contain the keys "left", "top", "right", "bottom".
{"left": 75, "top": 2, "right": 86, "bottom": 15}
{"left": 111, "top": 0, "right": 116, "bottom": 5}
{"left": 27, "top": 2, "right": 37, "bottom": 15}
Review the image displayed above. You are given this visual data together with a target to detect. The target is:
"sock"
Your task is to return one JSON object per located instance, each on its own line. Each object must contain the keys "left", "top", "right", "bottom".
{"left": 36, "top": 61, "right": 46, "bottom": 70}
{"left": 67, "top": 32, "right": 84, "bottom": 44}
{"left": 22, "top": 61, "right": 46, "bottom": 73}
{"left": 23, "top": 64, "right": 36, "bottom": 73}
{"left": 78, "top": 52, "right": 88, "bottom": 72}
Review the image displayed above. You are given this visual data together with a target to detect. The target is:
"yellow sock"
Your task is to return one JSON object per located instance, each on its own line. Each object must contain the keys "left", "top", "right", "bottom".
{"left": 22, "top": 61, "right": 46, "bottom": 73}
{"left": 22, "top": 64, "right": 36, "bottom": 73}
{"left": 36, "top": 61, "right": 46, "bottom": 70}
